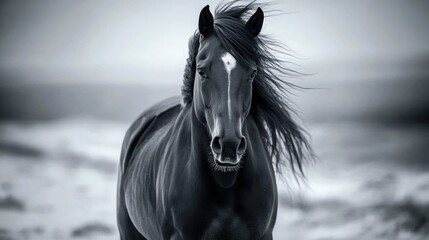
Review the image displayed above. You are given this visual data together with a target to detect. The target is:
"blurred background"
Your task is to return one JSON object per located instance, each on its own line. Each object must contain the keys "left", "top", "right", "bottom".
{"left": 0, "top": 0, "right": 428, "bottom": 239}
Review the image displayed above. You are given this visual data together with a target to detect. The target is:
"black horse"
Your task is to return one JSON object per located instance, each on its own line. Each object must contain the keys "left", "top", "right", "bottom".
{"left": 117, "top": 2, "right": 311, "bottom": 239}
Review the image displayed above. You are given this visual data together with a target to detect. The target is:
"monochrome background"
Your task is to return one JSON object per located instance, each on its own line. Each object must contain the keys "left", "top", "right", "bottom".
{"left": 0, "top": 0, "right": 428, "bottom": 239}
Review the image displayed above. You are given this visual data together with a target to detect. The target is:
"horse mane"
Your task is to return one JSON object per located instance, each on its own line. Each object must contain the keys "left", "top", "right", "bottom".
{"left": 181, "top": 1, "right": 313, "bottom": 175}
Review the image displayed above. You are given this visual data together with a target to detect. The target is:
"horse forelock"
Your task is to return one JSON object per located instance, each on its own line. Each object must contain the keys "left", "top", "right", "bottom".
{"left": 181, "top": 1, "right": 314, "bottom": 176}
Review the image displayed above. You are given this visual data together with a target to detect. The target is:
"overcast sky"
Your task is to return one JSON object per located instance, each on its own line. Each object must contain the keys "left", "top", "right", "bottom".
{"left": 0, "top": 0, "right": 428, "bottom": 84}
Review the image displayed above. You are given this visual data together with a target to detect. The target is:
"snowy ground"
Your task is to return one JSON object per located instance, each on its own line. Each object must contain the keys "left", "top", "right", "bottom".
{"left": 0, "top": 119, "right": 428, "bottom": 240}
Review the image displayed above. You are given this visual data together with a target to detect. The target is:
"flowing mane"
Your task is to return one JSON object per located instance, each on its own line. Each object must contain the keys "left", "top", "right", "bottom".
{"left": 181, "top": 1, "right": 313, "bottom": 174}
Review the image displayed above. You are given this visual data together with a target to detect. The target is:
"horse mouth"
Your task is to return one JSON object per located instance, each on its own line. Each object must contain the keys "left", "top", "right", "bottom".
{"left": 211, "top": 156, "right": 242, "bottom": 172}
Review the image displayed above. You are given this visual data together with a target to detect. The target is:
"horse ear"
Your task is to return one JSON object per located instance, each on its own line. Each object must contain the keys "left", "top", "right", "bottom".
{"left": 246, "top": 7, "right": 264, "bottom": 37}
{"left": 199, "top": 5, "right": 214, "bottom": 37}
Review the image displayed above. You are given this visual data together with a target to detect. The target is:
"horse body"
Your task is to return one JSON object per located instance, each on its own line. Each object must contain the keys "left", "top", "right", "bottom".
{"left": 118, "top": 97, "right": 277, "bottom": 239}
{"left": 118, "top": 2, "right": 312, "bottom": 239}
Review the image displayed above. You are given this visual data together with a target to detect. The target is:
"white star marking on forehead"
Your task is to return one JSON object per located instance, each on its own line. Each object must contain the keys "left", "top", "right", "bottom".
{"left": 221, "top": 52, "right": 237, "bottom": 120}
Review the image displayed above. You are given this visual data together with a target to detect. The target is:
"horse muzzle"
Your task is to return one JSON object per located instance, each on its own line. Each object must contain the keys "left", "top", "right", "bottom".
{"left": 210, "top": 135, "right": 247, "bottom": 168}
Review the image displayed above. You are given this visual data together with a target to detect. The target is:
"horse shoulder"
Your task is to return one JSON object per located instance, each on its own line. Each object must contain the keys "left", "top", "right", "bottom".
{"left": 119, "top": 96, "right": 182, "bottom": 175}
{"left": 117, "top": 96, "right": 183, "bottom": 239}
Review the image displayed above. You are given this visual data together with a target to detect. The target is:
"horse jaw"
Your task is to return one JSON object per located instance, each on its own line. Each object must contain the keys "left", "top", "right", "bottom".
{"left": 207, "top": 153, "right": 242, "bottom": 188}
{"left": 211, "top": 170, "right": 239, "bottom": 188}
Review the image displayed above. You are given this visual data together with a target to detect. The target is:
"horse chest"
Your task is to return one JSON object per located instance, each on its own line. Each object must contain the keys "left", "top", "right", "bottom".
{"left": 168, "top": 188, "right": 274, "bottom": 240}
{"left": 171, "top": 205, "right": 256, "bottom": 239}
{"left": 201, "top": 207, "right": 253, "bottom": 239}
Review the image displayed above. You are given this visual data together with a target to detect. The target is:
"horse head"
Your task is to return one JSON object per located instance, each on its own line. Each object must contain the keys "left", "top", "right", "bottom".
{"left": 193, "top": 5, "right": 264, "bottom": 177}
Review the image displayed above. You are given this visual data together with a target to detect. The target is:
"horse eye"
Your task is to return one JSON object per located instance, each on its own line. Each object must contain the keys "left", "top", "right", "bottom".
{"left": 249, "top": 70, "right": 257, "bottom": 81}
{"left": 198, "top": 70, "right": 207, "bottom": 79}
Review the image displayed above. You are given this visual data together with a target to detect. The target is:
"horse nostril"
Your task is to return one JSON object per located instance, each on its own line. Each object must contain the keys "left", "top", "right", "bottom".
{"left": 211, "top": 136, "right": 222, "bottom": 155}
{"left": 237, "top": 137, "right": 247, "bottom": 155}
